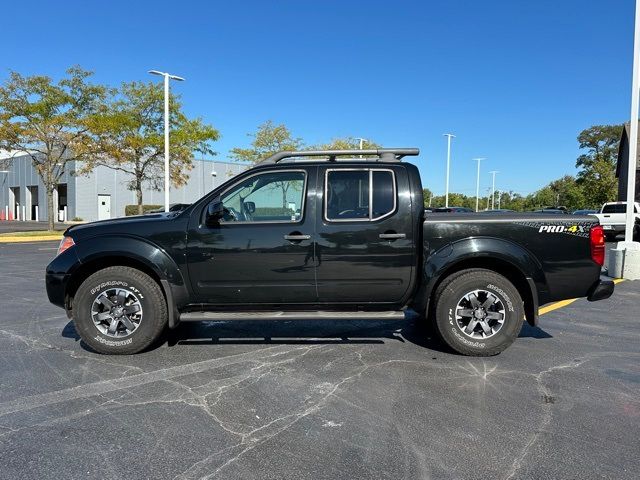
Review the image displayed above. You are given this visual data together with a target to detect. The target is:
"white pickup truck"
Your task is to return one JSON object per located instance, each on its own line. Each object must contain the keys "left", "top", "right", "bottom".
{"left": 594, "top": 201, "right": 640, "bottom": 241}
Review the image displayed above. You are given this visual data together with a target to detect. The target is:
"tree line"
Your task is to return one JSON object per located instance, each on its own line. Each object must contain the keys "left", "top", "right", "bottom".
{"left": 232, "top": 122, "right": 624, "bottom": 212}
{"left": 440, "top": 124, "right": 624, "bottom": 211}
{"left": 423, "top": 124, "right": 623, "bottom": 212}
{"left": 0, "top": 66, "right": 624, "bottom": 230}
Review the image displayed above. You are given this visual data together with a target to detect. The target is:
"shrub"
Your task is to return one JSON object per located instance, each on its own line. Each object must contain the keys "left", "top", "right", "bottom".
{"left": 125, "top": 204, "right": 162, "bottom": 216}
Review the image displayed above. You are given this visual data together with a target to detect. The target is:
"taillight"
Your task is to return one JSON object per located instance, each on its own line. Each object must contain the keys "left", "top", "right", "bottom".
{"left": 590, "top": 225, "right": 605, "bottom": 266}
{"left": 57, "top": 236, "right": 75, "bottom": 256}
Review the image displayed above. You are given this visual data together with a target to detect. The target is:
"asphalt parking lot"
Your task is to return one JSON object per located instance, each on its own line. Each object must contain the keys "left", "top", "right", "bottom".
{"left": 0, "top": 241, "right": 638, "bottom": 480}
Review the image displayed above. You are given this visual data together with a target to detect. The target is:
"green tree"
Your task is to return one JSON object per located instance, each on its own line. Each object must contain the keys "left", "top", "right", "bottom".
{"left": 422, "top": 187, "right": 433, "bottom": 207}
{"left": 231, "top": 120, "right": 303, "bottom": 164}
{"left": 231, "top": 121, "right": 305, "bottom": 208}
{"left": 84, "top": 81, "right": 219, "bottom": 215}
{"left": 575, "top": 124, "right": 623, "bottom": 208}
{"left": 547, "top": 175, "right": 585, "bottom": 210}
{"left": 0, "top": 67, "right": 108, "bottom": 230}
{"left": 313, "top": 137, "right": 382, "bottom": 157}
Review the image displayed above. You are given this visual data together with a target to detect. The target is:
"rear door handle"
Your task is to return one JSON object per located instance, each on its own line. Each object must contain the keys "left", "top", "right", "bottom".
{"left": 379, "top": 233, "right": 406, "bottom": 240}
{"left": 284, "top": 234, "right": 311, "bottom": 241}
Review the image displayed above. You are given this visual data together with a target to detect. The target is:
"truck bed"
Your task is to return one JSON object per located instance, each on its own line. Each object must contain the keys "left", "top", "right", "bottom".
{"left": 423, "top": 213, "right": 601, "bottom": 305}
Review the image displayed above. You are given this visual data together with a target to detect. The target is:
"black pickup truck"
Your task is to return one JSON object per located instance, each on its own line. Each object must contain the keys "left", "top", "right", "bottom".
{"left": 46, "top": 148, "right": 613, "bottom": 356}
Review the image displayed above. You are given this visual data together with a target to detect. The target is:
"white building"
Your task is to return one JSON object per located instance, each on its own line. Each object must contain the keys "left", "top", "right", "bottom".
{"left": 0, "top": 152, "right": 246, "bottom": 222}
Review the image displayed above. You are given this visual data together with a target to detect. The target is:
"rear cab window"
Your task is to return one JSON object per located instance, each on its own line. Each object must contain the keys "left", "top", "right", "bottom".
{"left": 602, "top": 204, "right": 637, "bottom": 214}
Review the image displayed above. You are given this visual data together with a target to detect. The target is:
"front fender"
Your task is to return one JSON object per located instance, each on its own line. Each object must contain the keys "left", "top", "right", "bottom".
{"left": 70, "top": 234, "right": 189, "bottom": 327}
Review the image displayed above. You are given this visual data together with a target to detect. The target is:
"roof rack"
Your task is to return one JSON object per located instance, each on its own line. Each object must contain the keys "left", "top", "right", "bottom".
{"left": 260, "top": 148, "right": 419, "bottom": 164}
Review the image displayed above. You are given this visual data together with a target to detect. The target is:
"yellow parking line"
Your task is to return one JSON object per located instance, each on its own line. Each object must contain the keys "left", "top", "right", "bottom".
{"left": 538, "top": 278, "right": 625, "bottom": 316}
{"left": 539, "top": 298, "right": 577, "bottom": 315}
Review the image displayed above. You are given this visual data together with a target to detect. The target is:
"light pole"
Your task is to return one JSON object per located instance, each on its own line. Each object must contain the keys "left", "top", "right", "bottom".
{"left": 354, "top": 137, "right": 367, "bottom": 158}
{"left": 148, "top": 70, "right": 185, "bottom": 212}
{"left": 489, "top": 170, "right": 499, "bottom": 210}
{"left": 473, "top": 158, "right": 485, "bottom": 212}
{"left": 443, "top": 134, "right": 455, "bottom": 207}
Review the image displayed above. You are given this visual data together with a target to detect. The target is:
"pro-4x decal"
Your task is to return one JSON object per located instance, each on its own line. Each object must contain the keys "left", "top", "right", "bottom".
{"left": 514, "top": 221, "right": 592, "bottom": 238}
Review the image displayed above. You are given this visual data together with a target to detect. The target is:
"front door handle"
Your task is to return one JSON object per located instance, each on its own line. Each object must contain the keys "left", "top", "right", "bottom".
{"left": 379, "top": 233, "right": 406, "bottom": 240}
{"left": 284, "top": 234, "right": 311, "bottom": 241}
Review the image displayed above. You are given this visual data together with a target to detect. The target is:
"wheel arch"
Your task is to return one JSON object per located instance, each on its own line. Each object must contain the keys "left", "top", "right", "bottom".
{"left": 65, "top": 236, "right": 188, "bottom": 328}
{"left": 415, "top": 238, "right": 545, "bottom": 327}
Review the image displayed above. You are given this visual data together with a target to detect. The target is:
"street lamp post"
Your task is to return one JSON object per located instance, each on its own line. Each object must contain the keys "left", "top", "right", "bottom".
{"left": 148, "top": 70, "right": 185, "bottom": 212}
{"left": 354, "top": 137, "right": 367, "bottom": 158}
{"left": 443, "top": 134, "right": 455, "bottom": 208}
{"left": 473, "top": 158, "right": 485, "bottom": 212}
{"left": 489, "top": 170, "right": 499, "bottom": 210}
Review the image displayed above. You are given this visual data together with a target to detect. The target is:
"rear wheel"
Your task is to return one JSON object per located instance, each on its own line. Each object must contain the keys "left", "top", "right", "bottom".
{"left": 432, "top": 269, "right": 524, "bottom": 356}
{"left": 72, "top": 266, "right": 167, "bottom": 354}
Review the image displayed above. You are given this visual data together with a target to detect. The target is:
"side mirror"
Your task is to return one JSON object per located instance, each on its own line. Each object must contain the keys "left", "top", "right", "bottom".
{"left": 205, "top": 199, "right": 225, "bottom": 225}
{"left": 244, "top": 201, "right": 256, "bottom": 214}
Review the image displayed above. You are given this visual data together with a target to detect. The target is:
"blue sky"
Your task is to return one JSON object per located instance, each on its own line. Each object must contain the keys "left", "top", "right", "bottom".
{"left": 0, "top": 0, "right": 635, "bottom": 196}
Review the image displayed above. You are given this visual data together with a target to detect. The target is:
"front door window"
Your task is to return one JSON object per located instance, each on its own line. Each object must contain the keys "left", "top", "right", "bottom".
{"left": 220, "top": 171, "right": 306, "bottom": 223}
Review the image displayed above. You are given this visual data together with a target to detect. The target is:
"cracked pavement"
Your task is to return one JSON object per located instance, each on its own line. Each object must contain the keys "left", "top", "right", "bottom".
{"left": 0, "top": 241, "right": 638, "bottom": 479}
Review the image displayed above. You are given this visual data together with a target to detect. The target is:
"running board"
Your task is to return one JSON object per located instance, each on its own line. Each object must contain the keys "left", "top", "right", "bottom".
{"left": 179, "top": 311, "right": 406, "bottom": 322}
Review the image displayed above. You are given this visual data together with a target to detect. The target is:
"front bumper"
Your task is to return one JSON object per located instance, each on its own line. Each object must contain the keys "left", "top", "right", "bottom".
{"left": 46, "top": 273, "right": 69, "bottom": 309}
{"left": 45, "top": 246, "right": 80, "bottom": 310}
{"left": 587, "top": 276, "right": 614, "bottom": 302}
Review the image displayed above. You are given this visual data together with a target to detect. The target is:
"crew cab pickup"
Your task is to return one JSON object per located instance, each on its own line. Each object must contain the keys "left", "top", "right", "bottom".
{"left": 594, "top": 201, "right": 640, "bottom": 241}
{"left": 46, "top": 148, "right": 614, "bottom": 356}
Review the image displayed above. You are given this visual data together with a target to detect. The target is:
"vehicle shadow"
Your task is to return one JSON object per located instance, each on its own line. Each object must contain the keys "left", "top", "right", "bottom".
{"left": 518, "top": 322, "right": 553, "bottom": 339}
{"left": 61, "top": 313, "right": 552, "bottom": 354}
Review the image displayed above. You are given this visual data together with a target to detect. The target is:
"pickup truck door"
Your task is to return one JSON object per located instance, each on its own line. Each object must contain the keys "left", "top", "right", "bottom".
{"left": 186, "top": 167, "right": 318, "bottom": 305}
{"left": 314, "top": 165, "right": 416, "bottom": 304}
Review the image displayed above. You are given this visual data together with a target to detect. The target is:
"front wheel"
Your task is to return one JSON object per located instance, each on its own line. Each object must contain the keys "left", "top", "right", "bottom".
{"left": 72, "top": 266, "right": 168, "bottom": 354}
{"left": 432, "top": 269, "right": 524, "bottom": 356}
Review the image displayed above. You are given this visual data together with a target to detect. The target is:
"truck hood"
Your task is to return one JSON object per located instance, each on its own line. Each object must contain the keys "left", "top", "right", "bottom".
{"left": 64, "top": 212, "right": 179, "bottom": 238}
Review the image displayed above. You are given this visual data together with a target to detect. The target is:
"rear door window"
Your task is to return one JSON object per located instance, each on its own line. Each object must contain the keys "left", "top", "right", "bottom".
{"left": 325, "top": 169, "right": 396, "bottom": 221}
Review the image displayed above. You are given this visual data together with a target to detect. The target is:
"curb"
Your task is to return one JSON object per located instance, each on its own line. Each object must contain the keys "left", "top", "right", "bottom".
{"left": 0, "top": 236, "right": 63, "bottom": 243}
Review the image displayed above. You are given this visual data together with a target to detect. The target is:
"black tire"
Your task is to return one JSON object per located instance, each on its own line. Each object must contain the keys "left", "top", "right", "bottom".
{"left": 72, "top": 266, "right": 168, "bottom": 354}
{"left": 605, "top": 232, "right": 617, "bottom": 242}
{"left": 432, "top": 269, "right": 524, "bottom": 356}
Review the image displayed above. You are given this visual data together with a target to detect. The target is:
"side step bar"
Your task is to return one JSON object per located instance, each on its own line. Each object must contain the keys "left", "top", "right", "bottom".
{"left": 179, "top": 311, "right": 406, "bottom": 322}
